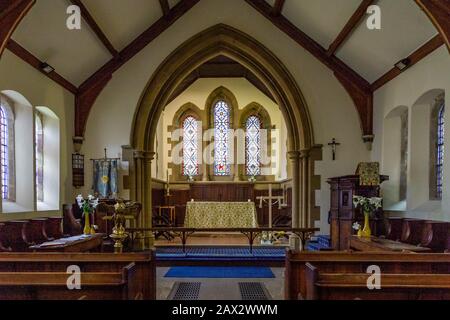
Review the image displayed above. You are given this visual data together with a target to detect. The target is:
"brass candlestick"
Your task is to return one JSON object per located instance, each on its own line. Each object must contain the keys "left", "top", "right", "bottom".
{"left": 109, "top": 200, "right": 129, "bottom": 253}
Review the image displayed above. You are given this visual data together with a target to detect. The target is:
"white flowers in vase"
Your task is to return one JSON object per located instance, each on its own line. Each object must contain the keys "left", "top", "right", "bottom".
{"left": 352, "top": 195, "right": 382, "bottom": 215}
{"left": 76, "top": 194, "right": 99, "bottom": 235}
{"left": 76, "top": 194, "right": 99, "bottom": 215}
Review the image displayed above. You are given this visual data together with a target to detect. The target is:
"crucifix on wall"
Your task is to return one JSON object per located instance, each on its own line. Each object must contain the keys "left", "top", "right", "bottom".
{"left": 328, "top": 138, "right": 341, "bottom": 161}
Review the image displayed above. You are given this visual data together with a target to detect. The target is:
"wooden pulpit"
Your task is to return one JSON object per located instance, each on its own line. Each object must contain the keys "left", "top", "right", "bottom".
{"left": 327, "top": 174, "right": 389, "bottom": 250}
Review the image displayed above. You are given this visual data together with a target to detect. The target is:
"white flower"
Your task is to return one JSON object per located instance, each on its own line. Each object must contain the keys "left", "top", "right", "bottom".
{"left": 352, "top": 222, "right": 361, "bottom": 231}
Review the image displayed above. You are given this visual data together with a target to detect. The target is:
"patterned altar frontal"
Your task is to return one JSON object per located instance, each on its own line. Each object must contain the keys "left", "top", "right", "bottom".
{"left": 185, "top": 202, "right": 258, "bottom": 228}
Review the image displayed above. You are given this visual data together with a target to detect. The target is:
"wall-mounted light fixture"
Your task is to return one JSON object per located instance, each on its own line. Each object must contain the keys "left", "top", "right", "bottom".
{"left": 394, "top": 58, "right": 411, "bottom": 71}
{"left": 40, "top": 62, "right": 55, "bottom": 74}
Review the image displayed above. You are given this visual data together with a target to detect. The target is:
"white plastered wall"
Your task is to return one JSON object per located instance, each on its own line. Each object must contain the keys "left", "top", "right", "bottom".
{"left": 0, "top": 50, "right": 73, "bottom": 221}
{"left": 373, "top": 46, "right": 450, "bottom": 222}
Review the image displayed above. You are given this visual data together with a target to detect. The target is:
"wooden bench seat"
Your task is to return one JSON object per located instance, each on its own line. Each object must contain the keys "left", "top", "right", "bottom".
{"left": 286, "top": 250, "right": 450, "bottom": 300}
{"left": 0, "top": 252, "right": 156, "bottom": 300}
{"left": 0, "top": 263, "right": 142, "bottom": 300}
{"left": 304, "top": 262, "right": 450, "bottom": 300}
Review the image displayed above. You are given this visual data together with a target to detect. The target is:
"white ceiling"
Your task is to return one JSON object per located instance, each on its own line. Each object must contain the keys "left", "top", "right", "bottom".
{"left": 9, "top": 0, "right": 442, "bottom": 88}
{"left": 12, "top": 0, "right": 112, "bottom": 86}
{"left": 283, "top": 0, "right": 363, "bottom": 49}
{"left": 82, "top": 0, "right": 163, "bottom": 51}
{"left": 335, "top": 0, "right": 438, "bottom": 82}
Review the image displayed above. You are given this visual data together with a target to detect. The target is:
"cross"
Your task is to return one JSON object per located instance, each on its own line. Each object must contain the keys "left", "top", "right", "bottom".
{"left": 328, "top": 138, "right": 340, "bottom": 161}
{"left": 256, "top": 184, "right": 287, "bottom": 228}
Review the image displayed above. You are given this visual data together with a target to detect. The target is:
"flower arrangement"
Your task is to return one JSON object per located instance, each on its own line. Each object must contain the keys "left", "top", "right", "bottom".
{"left": 352, "top": 195, "right": 382, "bottom": 237}
{"left": 76, "top": 195, "right": 99, "bottom": 235}
{"left": 76, "top": 194, "right": 99, "bottom": 214}
{"left": 352, "top": 196, "right": 382, "bottom": 215}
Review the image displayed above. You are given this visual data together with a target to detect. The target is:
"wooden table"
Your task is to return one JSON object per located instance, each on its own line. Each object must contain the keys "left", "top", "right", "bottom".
{"left": 29, "top": 234, "right": 104, "bottom": 252}
{"left": 349, "top": 235, "right": 431, "bottom": 253}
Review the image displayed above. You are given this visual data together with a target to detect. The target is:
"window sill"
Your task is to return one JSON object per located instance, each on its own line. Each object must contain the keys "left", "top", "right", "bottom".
{"left": 37, "top": 202, "right": 58, "bottom": 212}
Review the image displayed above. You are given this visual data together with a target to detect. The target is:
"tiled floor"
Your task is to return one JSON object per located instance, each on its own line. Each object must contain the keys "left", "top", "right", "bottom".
{"left": 157, "top": 267, "right": 285, "bottom": 300}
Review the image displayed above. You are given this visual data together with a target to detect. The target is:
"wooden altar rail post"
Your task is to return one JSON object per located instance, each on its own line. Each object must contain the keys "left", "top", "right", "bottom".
{"left": 127, "top": 227, "right": 319, "bottom": 253}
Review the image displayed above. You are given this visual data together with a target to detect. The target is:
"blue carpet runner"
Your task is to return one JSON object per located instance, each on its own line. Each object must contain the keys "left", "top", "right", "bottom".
{"left": 306, "top": 235, "right": 331, "bottom": 251}
{"left": 165, "top": 266, "right": 275, "bottom": 278}
{"left": 156, "top": 246, "right": 286, "bottom": 261}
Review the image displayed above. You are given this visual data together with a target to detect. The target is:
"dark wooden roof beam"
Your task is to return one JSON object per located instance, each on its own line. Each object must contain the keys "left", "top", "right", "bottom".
{"left": 271, "top": 0, "right": 285, "bottom": 16}
{"left": 371, "top": 35, "right": 444, "bottom": 91}
{"left": 327, "top": 0, "right": 375, "bottom": 56}
{"left": 159, "top": 0, "right": 170, "bottom": 17}
{"left": 70, "top": 0, "right": 118, "bottom": 57}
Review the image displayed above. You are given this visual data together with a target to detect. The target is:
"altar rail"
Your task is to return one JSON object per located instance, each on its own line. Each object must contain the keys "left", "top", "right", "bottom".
{"left": 127, "top": 227, "right": 319, "bottom": 253}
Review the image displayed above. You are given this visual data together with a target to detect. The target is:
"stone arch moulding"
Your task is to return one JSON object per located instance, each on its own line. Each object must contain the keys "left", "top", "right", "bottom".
{"left": 205, "top": 86, "right": 239, "bottom": 129}
{"left": 239, "top": 102, "right": 272, "bottom": 130}
{"left": 131, "top": 24, "right": 320, "bottom": 246}
{"left": 132, "top": 24, "right": 314, "bottom": 153}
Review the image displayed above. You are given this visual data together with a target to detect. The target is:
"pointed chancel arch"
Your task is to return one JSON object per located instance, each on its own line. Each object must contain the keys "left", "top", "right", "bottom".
{"left": 131, "top": 24, "right": 319, "bottom": 246}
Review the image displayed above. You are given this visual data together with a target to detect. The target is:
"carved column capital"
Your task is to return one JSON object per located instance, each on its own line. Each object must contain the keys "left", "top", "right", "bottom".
{"left": 287, "top": 151, "right": 301, "bottom": 162}
{"left": 362, "top": 134, "right": 374, "bottom": 151}
{"left": 133, "top": 150, "right": 146, "bottom": 159}
{"left": 72, "top": 136, "right": 84, "bottom": 153}
{"left": 146, "top": 151, "right": 156, "bottom": 162}
{"left": 300, "top": 149, "right": 311, "bottom": 159}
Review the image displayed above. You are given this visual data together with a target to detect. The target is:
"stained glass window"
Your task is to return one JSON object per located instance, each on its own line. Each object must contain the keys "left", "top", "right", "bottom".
{"left": 246, "top": 115, "right": 261, "bottom": 176}
{"left": 436, "top": 103, "right": 445, "bottom": 199}
{"left": 182, "top": 116, "right": 199, "bottom": 176}
{"left": 35, "top": 113, "right": 44, "bottom": 201}
{"left": 0, "top": 106, "right": 8, "bottom": 200}
{"left": 214, "top": 100, "right": 231, "bottom": 176}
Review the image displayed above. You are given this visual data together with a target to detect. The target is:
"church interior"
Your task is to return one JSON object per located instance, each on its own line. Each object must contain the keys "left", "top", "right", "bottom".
{"left": 0, "top": 0, "right": 449, "bottom": 302}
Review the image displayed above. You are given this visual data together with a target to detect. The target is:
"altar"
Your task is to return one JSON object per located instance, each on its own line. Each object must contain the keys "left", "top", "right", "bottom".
{"left": 184, "top": 202, "right": 258, "bottom": 228}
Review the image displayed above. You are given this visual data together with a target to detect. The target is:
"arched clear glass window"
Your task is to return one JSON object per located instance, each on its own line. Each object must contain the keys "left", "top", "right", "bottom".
{"left": 213, "top": 100, "right": 231, "bottom": 176}
{"left": 436, "top": 103, "right": 445, "bottom": 199}
{"left": 0, "top": 106, "right": 9, "bottom": 200}
{"left": 182, "top": 116, "right": 199, "bottom": 176}
{"left": 35, "top": 112, "right": 44, "bottom": 202}
{"left": 246, "top": 115, "right": 261, "bottom": 176}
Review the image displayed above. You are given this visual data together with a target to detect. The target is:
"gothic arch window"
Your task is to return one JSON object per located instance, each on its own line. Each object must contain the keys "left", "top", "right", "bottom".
{"left": 35, "top": 112, "right": 44, "bottom": 202}
{"left": 246, "top": 115, "right": 261, "bottom": 176}
{"left": 213, "top": 100, "right": 231, "bottom": 176}
{"left": 182, "top": 115, "right": 199, "bottom": 176}
{"left": 430, "top": 94, "right": 445, "bottom": 201}
{"left": 0, "top": 106, "right": 9, "bottom": 200}
{"left": 436, "top": 103, "right": 445, "bottom": 199}
{"left": 0, "top": 97, "right": 15, "bottom": 202}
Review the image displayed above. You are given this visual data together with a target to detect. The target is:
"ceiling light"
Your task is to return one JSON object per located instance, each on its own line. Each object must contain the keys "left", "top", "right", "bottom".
{"left": 40, "top": 62, "right": 55, "bottom": 74}
{"left": 394, "top": 58, "right": 411, "bottom": 71}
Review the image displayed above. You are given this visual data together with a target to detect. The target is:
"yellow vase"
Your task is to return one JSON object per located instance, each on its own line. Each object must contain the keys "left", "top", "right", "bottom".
{"left": 361, "top": 211, "right": 371, "bottom": 237}
{"left": 83, "top": 212, "right": 91, "bottom": 235}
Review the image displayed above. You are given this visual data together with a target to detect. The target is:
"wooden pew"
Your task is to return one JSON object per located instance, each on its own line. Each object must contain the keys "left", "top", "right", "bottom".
{"left": 401, "top": 219, "right": 426, "bottom": 245}
{"left": 0, "top": 252, "right": 156, "bottom": 300}
{"left": 0, "top": 263, "right": 143, "bottom": 300}
{"left": 303, "top": 262, "right": 450, "bottom": 300}
{"left": 285, "top": 250, "right": 450, "bottom": 300}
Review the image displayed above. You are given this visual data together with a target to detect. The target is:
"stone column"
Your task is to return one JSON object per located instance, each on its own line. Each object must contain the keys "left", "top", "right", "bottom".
{"left": 133, "top": 150, "right": 146, "bottom": 250}
{"left": 143, "top": 151, "right": 155, "bottom": 249}
{"left": 300, "top": 149, "right": 311, "bottom": 228}
{"left": 288, "top": 151, "right": 301, "bottom": 250}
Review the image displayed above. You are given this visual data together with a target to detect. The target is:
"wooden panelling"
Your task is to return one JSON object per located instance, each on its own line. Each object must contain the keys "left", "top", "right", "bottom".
{"left": 153, "top": 183, "right": 292, "bottom": 227}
